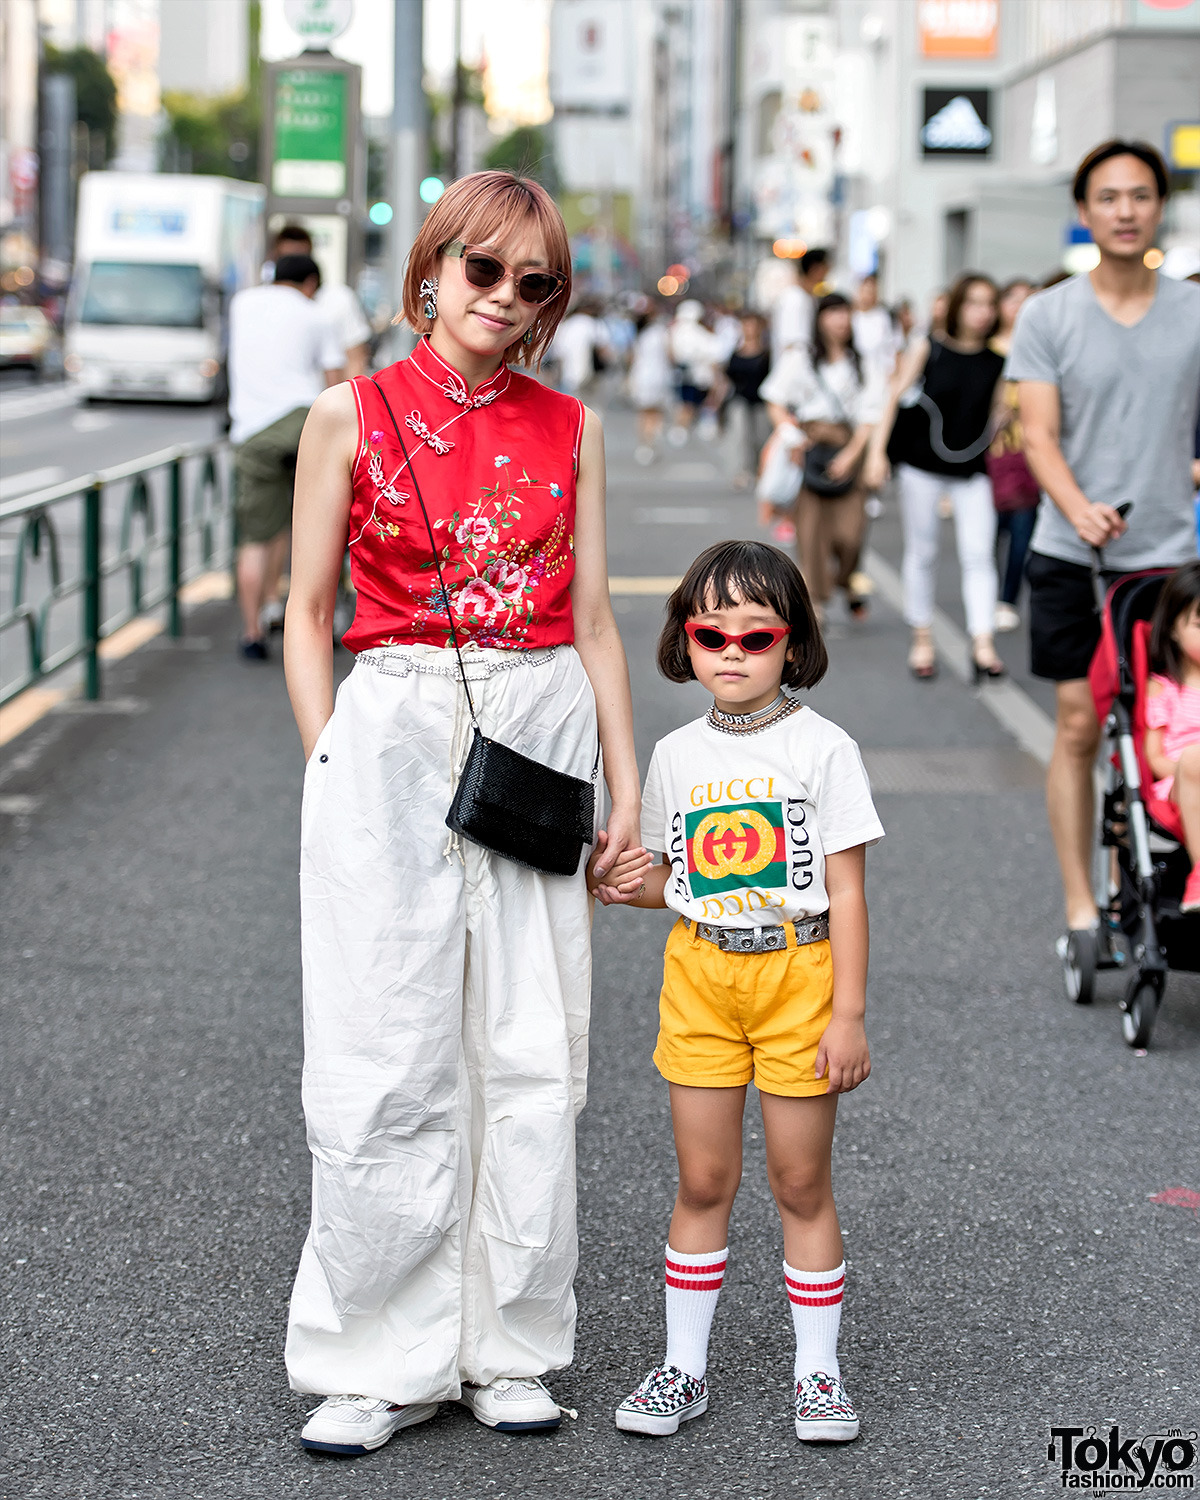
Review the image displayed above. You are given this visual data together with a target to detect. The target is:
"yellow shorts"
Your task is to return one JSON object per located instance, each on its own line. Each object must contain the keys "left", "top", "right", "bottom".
{"left": 653, "top": 918, "right": 834, "bottom": 1097}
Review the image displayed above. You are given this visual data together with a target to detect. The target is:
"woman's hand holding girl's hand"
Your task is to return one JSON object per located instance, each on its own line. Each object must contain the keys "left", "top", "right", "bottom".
{"left": 815, "top": 1016, "right": 872, "bottom": 1094}
{"left": 588, "top": 829, "right": 653, "bottom": 905}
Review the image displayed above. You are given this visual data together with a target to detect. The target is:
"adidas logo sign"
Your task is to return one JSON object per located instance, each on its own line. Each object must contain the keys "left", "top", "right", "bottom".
{"left": 921, "top": 96, "right": 993, "bottom": 151}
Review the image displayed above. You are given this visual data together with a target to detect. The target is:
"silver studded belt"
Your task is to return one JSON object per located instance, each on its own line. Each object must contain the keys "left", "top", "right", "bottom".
{"left": 682, "top": 913, "right": 829, "bottom": 953}
{"left": 356, "top": 645, "right": 560, "bottom": 680}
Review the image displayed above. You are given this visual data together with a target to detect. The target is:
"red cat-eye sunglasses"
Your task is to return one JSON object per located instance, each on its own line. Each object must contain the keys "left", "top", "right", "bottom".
{"left": 684, "top": 623, "right": 791, "bottom": 654}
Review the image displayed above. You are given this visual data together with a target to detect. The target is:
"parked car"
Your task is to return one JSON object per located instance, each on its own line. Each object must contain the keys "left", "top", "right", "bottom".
{"left": 0, "top": 305, "right": 58, "bottom": 376}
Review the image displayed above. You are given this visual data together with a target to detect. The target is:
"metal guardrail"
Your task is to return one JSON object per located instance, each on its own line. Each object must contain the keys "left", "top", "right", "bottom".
{"left": 0, "top": 440, "right": 234, "bottom": 708}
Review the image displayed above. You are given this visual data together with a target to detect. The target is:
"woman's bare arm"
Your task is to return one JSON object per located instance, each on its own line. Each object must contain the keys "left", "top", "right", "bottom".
{"left": 283, "top": 382, "right": 357, "bottom": 761}
{"left": 570, "top": 405, "right": 641, "bottom": 877}
{"left": 862, "top": 335, "right": 929, "bottom": 490}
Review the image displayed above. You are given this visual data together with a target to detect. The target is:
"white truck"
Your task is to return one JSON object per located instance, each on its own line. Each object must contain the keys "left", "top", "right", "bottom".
{"left": 65, "top": 172, "right": 265, "bottom": 403}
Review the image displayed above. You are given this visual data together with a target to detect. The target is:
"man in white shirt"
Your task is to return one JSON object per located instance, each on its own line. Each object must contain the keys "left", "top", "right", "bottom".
{"left": 229, "top": 254, "right": 345, "bottom": 658}
{"left": 771, "top": 248, "right": 829, "bottom": 359}
{"left": 851, "top": 274, "right": 898, "bottom": 385}
{"left": 272, "top": 225, "right": 372, "bottom": 379}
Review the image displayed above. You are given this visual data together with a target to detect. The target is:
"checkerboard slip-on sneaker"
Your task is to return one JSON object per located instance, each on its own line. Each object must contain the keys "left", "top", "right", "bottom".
{"left": 458, "top": 1377, "right": 561, "bottom": 1432}
{"left": 300, "top": 1394, "right": 439, "bottom": 1455}
{"left": 793, "top": 1370, "right": 859, "bottom": 1442}
{"left": 614, "top": 1364, "right": 708, "bottom": 1436}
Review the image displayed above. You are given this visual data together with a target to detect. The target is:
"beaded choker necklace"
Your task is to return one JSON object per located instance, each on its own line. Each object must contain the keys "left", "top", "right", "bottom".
{"left": 706, "top": 691, "right": 802, "bottom": 736}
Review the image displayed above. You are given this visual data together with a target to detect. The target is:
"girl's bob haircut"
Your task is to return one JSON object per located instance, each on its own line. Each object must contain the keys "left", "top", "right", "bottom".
{"left": 1150, "top": 560, "right": 1200, "bottom": 684}
{"left": 657, "top": 540, "right": 828, "bottom": 692}
{"left": 399, "top": 170, "right": 572, "bottom": 369}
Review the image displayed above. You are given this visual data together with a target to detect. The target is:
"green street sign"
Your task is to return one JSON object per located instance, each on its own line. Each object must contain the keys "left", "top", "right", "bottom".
{"left": 272, "top": 68, "right": 347, "bottom": 198}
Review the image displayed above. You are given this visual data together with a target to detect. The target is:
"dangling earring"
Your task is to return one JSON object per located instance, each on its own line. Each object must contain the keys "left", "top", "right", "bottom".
{"left": 420, "top": 277, "right": 438, "bottom": 322}
{"left": 522, "top": 326, "right": 535, "bottom": 346}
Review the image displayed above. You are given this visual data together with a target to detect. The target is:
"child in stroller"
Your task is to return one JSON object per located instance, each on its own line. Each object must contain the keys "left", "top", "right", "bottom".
{"left": 1070, "top": 557, "right": 1200, "bottom": 1046}
{"left": 1145, "top": 561, "right": 1200, "bottom": 912}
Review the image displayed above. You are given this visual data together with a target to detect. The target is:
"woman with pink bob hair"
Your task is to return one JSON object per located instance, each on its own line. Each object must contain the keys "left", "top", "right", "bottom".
{"left": 282, "top": 171, "right": 644, "bottom": 1454}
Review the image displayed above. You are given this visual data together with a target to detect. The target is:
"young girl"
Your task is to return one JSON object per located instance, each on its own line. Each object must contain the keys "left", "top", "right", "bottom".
{"left": 1146, "top": 561, "right": 1200, "bottom": 911}
{"left": 591, "top": 539, "right": 884, "bottom": 1443}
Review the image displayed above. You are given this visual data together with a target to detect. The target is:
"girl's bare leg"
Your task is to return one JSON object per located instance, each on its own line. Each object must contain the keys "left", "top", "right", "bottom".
{"left": 759, "top": 1092, "right": 841, "bottom": 1269}
{"left": 667, "top": 1083, "right": 746, "bottom": 1252}
{"left": 1171, "top": 744, "right": 1200, "bottom": 863}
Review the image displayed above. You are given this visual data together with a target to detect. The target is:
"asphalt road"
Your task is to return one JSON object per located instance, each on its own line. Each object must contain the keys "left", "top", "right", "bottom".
{"left": 1, "top": 402, "right": 1197, "bottom": 1500}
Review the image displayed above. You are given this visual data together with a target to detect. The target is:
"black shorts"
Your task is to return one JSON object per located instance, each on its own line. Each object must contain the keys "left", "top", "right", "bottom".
{"left": 1027, "top": 551, "right": 1106, "bottom": 681}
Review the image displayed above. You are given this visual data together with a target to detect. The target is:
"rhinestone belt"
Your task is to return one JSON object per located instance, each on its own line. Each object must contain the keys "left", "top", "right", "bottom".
{"left": 682, "top": 913, "right": 829, "bottom": 953}
{"left": 356, "top": 645, "right": 560, "bottom": 680}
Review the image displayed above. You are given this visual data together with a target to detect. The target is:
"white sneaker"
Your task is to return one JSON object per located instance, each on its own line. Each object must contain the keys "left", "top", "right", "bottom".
{"left": 300, "top": 1394, "right": 439, "bottom": 1455}
{"left": 994, "top": 602, "right": 1020, "bottom": 632}
{"left": 634, "top": 444, "right": 655, "bottom": 466}
{"left": 458, "top": 1376, "right": 562, "bottom": 1431}
{"left": 259, "top": 599, "right": 286, "bottom": 634}
{"left": 666, "top": 425, "right": 688, "bottom": 448}
{"left": 794, "top": 1370, "right": 859, "bottom": 1442}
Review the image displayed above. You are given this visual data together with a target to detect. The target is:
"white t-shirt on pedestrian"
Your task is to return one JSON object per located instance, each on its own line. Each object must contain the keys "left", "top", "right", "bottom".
{"left": 640, "top": 706, "right": 884, "bottom": 928}
{"left": 228, "top": 283, "right": 345, "bottom": 445}
{"left": 852, "top": 305, "right": 899, "bottom": 384}
{"left": 759, "top": 349, "right": 885, "bottom": 427}
{"left": 772, "top": 283, "right": 814, "bottom": 357}
{"left": 317, "top": 281, "right": 371, "bottom": 353}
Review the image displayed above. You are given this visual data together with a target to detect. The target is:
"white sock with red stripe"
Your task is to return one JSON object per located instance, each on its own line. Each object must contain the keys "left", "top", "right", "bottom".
{"left": 784, "top": 1260, "right": 845, "bottom": 1381}
{"left": 663, "top": 1245, "right": 727, "bottom": 1380}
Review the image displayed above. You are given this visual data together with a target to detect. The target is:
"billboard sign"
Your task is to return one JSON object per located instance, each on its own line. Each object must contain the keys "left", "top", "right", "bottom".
{"left": 920, "top": 89, "right": 993, "bottom": 156}
{"left": 272, "top": 68, "right": 348, "bottom": 198}
{"left": 918, "top": 0, "right": 999, "bottom": 58}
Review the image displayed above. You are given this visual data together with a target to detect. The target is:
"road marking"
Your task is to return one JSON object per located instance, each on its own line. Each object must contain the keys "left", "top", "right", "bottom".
{"left": 179, "top": 571, "right": 234, "bottom": 603}
{"left": 0, "top": 569, "right": 233, "bottom": 747}
{"left": 864, "top": 547, "right": 1056, "bottom": 766}
{"left": 97, "top": 617, "right": 162, "bottom": 660}
{"left": 0, "top": 465, "right": 67, "bottom": 500}
{"left": 0, "top": 384, "right": 79, "bottom": 420}
{"left": 637, "top": 507, "right": 731, "bottom": 525}
{"left": 0, "top": 793, "right": 41, "bottom": 815}
{"left": 608, "top": 576, "right": 681, "bottom": 595}
{"left": 70, "top": 411, "right": 113, "bottom": 433}
{"left": 0, "top": 688, "right": 67, "bottom": 748}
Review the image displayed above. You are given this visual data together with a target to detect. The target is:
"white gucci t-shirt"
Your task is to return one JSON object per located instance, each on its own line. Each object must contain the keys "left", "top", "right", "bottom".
{"left": 640, "top": 705, "right": 884, "bottom": 928}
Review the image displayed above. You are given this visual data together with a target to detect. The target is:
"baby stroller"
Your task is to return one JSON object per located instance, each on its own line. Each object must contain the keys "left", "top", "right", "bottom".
{"left": 1062, "top": 547, "right": 1200, "bottom": 1047}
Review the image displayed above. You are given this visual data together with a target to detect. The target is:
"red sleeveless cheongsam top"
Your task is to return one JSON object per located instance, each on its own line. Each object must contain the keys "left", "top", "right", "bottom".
{"left": 342, "top": 337, "right": 586, "bottom": 653}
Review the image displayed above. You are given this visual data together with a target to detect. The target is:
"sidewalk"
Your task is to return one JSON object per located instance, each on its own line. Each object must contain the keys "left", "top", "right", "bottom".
{"left": 2, "top": 408, "right": 1197, "bottom": 1500}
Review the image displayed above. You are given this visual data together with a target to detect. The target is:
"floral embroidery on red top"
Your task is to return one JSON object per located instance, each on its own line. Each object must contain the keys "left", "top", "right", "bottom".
{"left": 341, "top": 338, "right": 584, "bottom": 653}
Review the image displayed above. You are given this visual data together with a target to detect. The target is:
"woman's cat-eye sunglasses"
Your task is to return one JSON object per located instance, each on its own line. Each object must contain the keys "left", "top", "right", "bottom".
{"left": 443, "top": 241, "right": 567, "bottom": 307}
{"left": 684, "top": 623, "right": 791, "bottom": 654}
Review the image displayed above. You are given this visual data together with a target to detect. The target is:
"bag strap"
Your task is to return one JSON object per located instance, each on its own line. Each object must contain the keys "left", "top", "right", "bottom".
{"left": 812, "top": 361, "right": 853, "bottom": 427}
{"left": 371, "top": 375, "right": 479, "bottom": 728}
{"left": 916, "top": 339, "right": 997, "bottom": 464}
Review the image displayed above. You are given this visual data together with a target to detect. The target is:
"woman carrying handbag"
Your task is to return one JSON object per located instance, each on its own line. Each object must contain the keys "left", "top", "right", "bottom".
{"left": 761, "top": 293, "right": 884, "bottom": 620}
{"left": 863, "top": 273, "right": 1006, "bottom": 681}
{"left": 281, "top": 171, "right": 643, "bottom": 1455}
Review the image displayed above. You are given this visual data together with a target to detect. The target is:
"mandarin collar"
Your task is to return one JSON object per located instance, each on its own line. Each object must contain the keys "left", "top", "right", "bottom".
{"left": 407, "top": 336, "right": 512, "bottom": 406}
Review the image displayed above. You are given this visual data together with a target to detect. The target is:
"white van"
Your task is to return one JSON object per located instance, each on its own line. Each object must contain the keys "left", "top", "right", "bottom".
{"left": 65, "top": 173, "right": 265, "bottom": 402}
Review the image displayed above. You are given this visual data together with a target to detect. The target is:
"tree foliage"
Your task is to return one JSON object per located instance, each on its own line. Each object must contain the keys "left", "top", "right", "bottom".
{"left": 44, "top": 44, "right": 116, "bottom": 162}
{"left": 160, "top": 90, "right": 260, "bottom": 180}
{"left": 483, "top": 126, "right": 558, "bottom": 196}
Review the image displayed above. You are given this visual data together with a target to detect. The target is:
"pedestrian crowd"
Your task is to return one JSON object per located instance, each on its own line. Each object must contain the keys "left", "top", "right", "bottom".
{"left": 215, "top": 141, "right": 1198, "bottom": 1463}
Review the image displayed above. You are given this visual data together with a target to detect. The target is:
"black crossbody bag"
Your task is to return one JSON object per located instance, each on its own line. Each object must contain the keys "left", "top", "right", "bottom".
{"left": 372, "top": 378, "right": 598, "bottom": 877}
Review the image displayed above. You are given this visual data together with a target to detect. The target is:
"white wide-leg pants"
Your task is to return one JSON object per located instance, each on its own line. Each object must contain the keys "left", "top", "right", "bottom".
{"left": 896, "top": 462, "right": 998, "bottom": 639}
{"left": 285, "top": 644, "right": 597, "bottom": 1405}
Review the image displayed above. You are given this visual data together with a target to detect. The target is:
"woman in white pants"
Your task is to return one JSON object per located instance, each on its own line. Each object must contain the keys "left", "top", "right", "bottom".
{"left": 283, "top": 172, "right": 643, "bottom": 1456}
{"left": 865, "top": 274, "right": 1006, "bottom": 681}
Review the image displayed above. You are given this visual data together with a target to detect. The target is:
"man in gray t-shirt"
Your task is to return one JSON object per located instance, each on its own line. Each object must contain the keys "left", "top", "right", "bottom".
{"left": 1009, "top": 272, "right": 1200, "bottom": 572}
{"left": 1009, "top": 138, "right": 1200, "bottom": 948}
